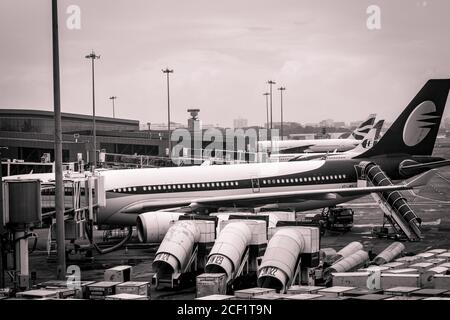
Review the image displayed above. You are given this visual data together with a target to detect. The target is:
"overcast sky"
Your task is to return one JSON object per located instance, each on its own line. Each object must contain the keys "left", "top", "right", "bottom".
{"left": 1, "top": 0, "right": 450, "bottom": 127}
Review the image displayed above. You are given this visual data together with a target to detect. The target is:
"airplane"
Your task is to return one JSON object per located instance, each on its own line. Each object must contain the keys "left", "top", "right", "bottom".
{"left": 268, "top": 119, "right": 385, "bottom": 162}
{"left": 341, "top": 117, "right": 383, "bottom": 140}
{"left": 257, "top": 113, "right": 377, "bottom": 154}
{"left": 95, "top": 79, "right": 450, "bottom": 232}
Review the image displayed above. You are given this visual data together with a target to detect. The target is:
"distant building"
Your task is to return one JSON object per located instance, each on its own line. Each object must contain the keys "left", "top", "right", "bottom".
{"left": 349, "top": 121, "right": 361, "bottom": 128}
{"left": 233, "top": 117, "right": 248, "bottom": 129}
{"left": 333, "top": 121, "right": 346, "bottom": 128}
{"left": 319, "top": 119, "right": 334, "bottom": 128}
{"left": 289, "top": 133, "right": 316, "bottom": 140}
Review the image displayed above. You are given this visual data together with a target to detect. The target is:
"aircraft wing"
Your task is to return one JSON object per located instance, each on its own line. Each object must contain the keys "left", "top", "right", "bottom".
{"left": 289, "top": 154, "right": 326, "bottom": 162}
{"left": 188, "top": 174, "right": 426, "bottom": 208}
{"left": 400, "top": 160, "right": 450, "bottom": 176}
{"left": 121, "top": 172, "right": 430, "bottom": 214}
{"left": 282, "top": 145, "right": 315, "bottom": 153}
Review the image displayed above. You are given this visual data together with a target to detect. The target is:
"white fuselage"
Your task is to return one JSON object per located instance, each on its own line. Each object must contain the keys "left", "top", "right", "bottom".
{"left": 268, "top": 150, "right": 362, "bottom": 162}
{"left": 258, "top": 139, "right": 358, "bottom": 154}
{"left": 98, "top": 160, "right": 361, "bottom": 225}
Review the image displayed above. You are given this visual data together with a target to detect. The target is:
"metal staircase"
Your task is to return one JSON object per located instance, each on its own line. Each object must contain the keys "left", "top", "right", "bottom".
{"left": 358, "top": 161, "right": 422, "bottom": 241}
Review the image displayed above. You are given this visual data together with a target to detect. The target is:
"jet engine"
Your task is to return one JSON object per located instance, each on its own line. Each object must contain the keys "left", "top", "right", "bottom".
{"left": 136, "top": 211, "right": 185, "bottom": 243}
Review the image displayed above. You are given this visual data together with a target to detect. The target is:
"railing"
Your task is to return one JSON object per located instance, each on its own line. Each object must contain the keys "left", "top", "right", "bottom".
{"left": 172, "top": 148, "right": 262, "bottom": 165}
{"left": 102, "top": 152, "right": 175, "bottom": 168}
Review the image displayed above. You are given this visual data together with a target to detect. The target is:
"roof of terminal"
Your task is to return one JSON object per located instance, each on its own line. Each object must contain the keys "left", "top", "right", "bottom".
{"left": 0, "top": 109, "right": 138, "bottom": 125}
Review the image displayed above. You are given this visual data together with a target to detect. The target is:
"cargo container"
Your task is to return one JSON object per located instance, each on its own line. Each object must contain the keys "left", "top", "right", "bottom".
{"left": 255, "top": 293, "right": 286, "bottom": 300}
{"left": 426, "top": 258, "right": 446, "bottom": 265}
{"left": 196, "top": 273, "right": 228, "bottom": 298}
{"left": 380, "top": 274, "right": 421, "bottom": 289}
{"left": 16, "top": 289, "right": 59, "bottom": 300}
{"left": 44, "top": 287, "right": 78, "bottom": 299}
{"left": 416, "top": 252, "right": 436, "bottom": 259}
{"left": 410, "top": 288, "right": 448, "bottom": 297}
{"left": 358, "top": 266, "right": 390, "bottom": 272}
{"left": 283, "top": 293, "right": 322, "bottom": 300}
{"left": 116, "top": 281, "right": 150, "bottom": 296}
{"left": 409, "top": 262, "right": 435, "bottom": 272}
{"left": 317, "top": 286, "right": 356, "bottom": 297}
{"left": 234, "top": 287, "right": 276, "bottom": 299}
{"left": 395, "top": 256, "right": 424, "bottom": 265}
{"left": 196, "top": 294, "right": 235, "bottom": 300}
{"left": 384, "top": 296, "right": 423, "bottom": 300}
{"left": 421, "top": 267, "right": 448, "bottom": 288}
{"left": 286, "top": 285, "right": 325, "bottom": 294}
{"left": 341, "top": 288, "right": 384, "bottom": 297}
{"left": 352, "top": 294, "right": 390, "bottom": 300}
{"left": 384, "top": 286, "right": 421, "bottom": 296}
{"left": 384, "top": 268, "right": 420, "bottom": 274}
{"left": 382, "top": 262, "right": 406, "bottom": 269}
{"left": 437, "top": 252, "right": 450, "bottom": 261}
{"left": 433, "top": 275, "right": 450, "bottom": 289}
{"left": 314, "top": 296, "right": 350, "bottom": 300}
{"left": 438, "top": 262, "right": 450, "bottom": 268}
{"left": 105, "top": 293, "right": 149, "bottom": 300}
{"left": 104, "top": 266, "right": 132, "bottom": 282}
{"left": 331, "top": 272, "right": 370, "bottom": 288}
{"left": 87, "top": 282, "right": 122, "bottom": 300}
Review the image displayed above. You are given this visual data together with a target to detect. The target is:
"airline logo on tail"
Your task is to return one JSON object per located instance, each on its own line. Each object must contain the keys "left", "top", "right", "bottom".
{"left": 361, "top": 137, "right": 373, "bottom": 149}
{"left": 373, "top": 120, "right": 384, "bottom": 141}
{"left": 355, "top": 79, "right": 450, "bottom": 158}
{"left": 403, "top": 100, "right": 440, "bottom": 147}
{"left": 351, "top": 113, "right": 376, "bottom": 140}
{"left": 352, "top": 126, "right": 377, "bottom": 153}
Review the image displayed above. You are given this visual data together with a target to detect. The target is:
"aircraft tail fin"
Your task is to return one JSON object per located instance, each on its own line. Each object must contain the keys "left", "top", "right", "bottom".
{"left": 350, "top": 113, "right": 376, "bottom": 140}
{"left": 356, "top": 79, "right": 450, "bottom": 158}
{"left": 350, "top": 126, "right": 377, "bottom": 154}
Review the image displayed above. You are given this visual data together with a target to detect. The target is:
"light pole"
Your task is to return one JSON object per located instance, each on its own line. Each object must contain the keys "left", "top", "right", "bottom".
{"left": 85, "top": 50, "right": 100, "bottom": 170}
{"left": 278, "top": 87, "right": 286, "bottom": 140}
{"left": 267, "top": 80, "right": 276, "bottom": 130}
{"left": 147, "top": 122, "right": 151, "bottom": 139}
{"left": 51, "top": 0, "right": 66, "bottom": 280}
{"left": 0, "top": 147, "right": 8, "bottom": 286}
{"left": 109, "top": 96, "right": 117, "bottom": 118}
{"left": 263, "top": 92, "right": 270, "bottom": 130}
{"left": 162, "top": 68, "right": 174, "bottom": 157}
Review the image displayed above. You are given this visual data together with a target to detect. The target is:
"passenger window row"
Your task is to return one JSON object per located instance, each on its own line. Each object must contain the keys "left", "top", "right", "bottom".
{"left": 113, "top": 181, "right": 240, "bottom": 193}
{"left": 261, "top": 174, "right": 346, "bottom": 185}
{"left": 111, "top": 173, "right": 347, "bottom": 193}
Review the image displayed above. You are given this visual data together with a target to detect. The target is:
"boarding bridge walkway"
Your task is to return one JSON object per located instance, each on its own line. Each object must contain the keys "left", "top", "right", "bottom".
{"left": 358, "top": 161, "right": 422, "bottom": 241}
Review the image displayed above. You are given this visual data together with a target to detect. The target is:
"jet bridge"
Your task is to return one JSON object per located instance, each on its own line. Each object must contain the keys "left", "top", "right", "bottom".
{"left": 257, "top": 226, "right": 320, "bottom": 292}
{"left": 204, "top": 219, "right": 268, "bottom": 291}
{"left": 152, "top": 219, "right": 216, "bottom": 289}
{"left": 358, "top": 161, "right": 422, "bottom": 241}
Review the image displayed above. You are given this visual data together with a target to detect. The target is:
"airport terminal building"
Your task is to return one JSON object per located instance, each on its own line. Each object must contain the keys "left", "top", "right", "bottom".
{"left": 0, "top": 109, "right": 168, "bottom": 163}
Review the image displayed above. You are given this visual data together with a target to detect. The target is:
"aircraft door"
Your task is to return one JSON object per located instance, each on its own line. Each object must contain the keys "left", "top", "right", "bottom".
{"left": 251, "top": 177, "right": 260, "bottom": 193}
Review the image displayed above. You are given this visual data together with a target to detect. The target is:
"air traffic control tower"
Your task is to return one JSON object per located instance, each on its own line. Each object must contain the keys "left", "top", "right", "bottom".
{"left": 187, "top": 109, "right": 202, "bottom": 163}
